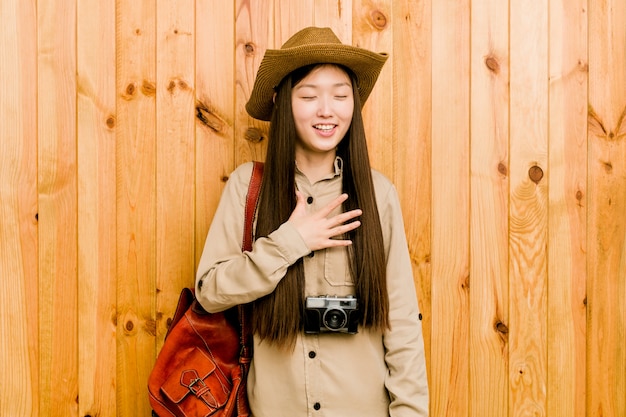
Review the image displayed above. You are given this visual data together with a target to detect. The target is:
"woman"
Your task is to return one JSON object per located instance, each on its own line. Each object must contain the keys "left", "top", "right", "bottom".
{"left": 196, "top": 26, "right": 428, "bottom": 416}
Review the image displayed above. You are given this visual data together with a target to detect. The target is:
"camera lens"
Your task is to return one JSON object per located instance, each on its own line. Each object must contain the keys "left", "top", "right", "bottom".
{"left": 322, "top": 308, "right": 347, "bottom": 331}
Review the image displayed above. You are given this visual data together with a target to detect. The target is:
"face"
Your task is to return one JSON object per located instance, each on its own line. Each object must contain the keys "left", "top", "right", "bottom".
{"left": 291, "top": 65, "right": 354, "bottom": 160}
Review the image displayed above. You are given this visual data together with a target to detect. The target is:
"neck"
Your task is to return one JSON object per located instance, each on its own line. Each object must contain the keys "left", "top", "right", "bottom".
{"left": 295, "top": 152, "right": 336, "bottom": 183}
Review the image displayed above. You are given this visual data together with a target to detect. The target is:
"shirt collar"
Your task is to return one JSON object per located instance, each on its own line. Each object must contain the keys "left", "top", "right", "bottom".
{"left": 294, "top": 156, "right": 344, "bottom": 182}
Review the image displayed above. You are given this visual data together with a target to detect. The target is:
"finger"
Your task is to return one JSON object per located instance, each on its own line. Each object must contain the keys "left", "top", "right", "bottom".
{"left": 289, "top": 190, "right": 306, "bottom": 221}
{"left": 331, "top": 208, "right": 362, "bottom": 226}
{"left": 329, "top": 220, "right": 361, "bottom": 238}
{"left": 323, "top": 237, "right": 354, "bottom": 248}
{"left": 291, "top": 190, "right": 308, "bottom": 216}
{"left": 316, "top": 193, "right": 349, "bottom": 218}
{"left": 294, "top": 189, "right": 306, "bottom": 204}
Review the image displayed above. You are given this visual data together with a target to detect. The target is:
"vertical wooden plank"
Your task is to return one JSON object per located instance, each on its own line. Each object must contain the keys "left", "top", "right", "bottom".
{"left": 469, "top": 0, "right": 509, "bottom": 415}
{"left": 0, "top": 1, "right": 39, "bottom": 416}
{"left": 587, "top": 0, "right": 626, "bottom": 415}
{"left": 235, "top": 0, "right": 273, "bottom": 165}
{"left": 313, "top": 0, "right": 352, "bottom": 40}
{"left": 155, "top": 0, "right": 195, "bottom": 351}
{"left": 37, "top": 0, "right": 78, "bottom": 414}
{"left": 547, "top": 0, "right": 588, "bottom": 416}
{"left": 275, "top": 0, "right": 314, "bottom": 41}
{"left": 353, "top": 0, "right": 393, "bottom": 178}
{"left": 391, "top": 0, "right": 432, "bottom": 382}
{"left": 509, "top": 0, "right": 549, "bottom": 415}
{"left": 76, "top": 0, "right": 117, "bottom": 415}
{"left": 116, "top": 0, "right": 156, "bottom": 415}
{"left": 430, "top": 0, "right": 470, "bottom": 415}
{"left": 195, "top": 0, "right": 236, "bottom": 264}
{"left": 270, "top": 4, "right": 319, "bottom": 115}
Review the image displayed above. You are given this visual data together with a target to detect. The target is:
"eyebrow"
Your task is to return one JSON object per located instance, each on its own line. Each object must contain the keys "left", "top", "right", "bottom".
{"left": 295, "top": 82, "right": 351, "bottom": 89}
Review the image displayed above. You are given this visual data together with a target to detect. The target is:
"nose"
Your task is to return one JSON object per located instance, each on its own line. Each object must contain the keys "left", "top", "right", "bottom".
{"left": 316, "top": 97, "right": 332, "bottom": 117}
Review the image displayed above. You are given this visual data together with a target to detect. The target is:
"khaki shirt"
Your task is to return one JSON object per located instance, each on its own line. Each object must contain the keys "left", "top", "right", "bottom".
{"left": 196, "top": 160, "right": 429, "bottom": 417}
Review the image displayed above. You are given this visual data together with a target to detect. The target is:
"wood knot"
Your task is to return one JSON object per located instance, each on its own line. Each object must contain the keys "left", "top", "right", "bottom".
{"left": 122, "top": 83, "right": 137, "bottom": 100}
{"left": 494, "top": 321, "right": 509, "bottom": 334}
{"left": 370, "top": 10, "right": 388, "bottom": 29}
{"left": 528, "top": 165, "right": 543, "bottom": 184}
{"left": 141, "top": 80, "right": 156, "bottom": 96}
{"left": 485, "top": 56, "right": 500, "bottom": 74}
{"left": 144, "top": 318, "right": 157, "bottom": 336}
{"left": 245, "top": 127, "right": 265, "bottom": 143}
{"left": 166, "top": 79, "right": 191, "bottom": 94}
{"left": 196, "top": 100, "right": 226, "bottom": 133}
{"left": 106, "top": 116, "right": 116, "bottom": 129}
{"left": 498, "top": 162, "right": 508, "bottom": 176}
{"left": 244, "top": 42, "right": 255, "bottom": 55}
{"left": 461, "top": 275, "right": 470, "bottom": 290}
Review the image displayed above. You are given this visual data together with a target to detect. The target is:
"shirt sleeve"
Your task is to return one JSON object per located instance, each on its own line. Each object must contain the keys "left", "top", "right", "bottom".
{"left": 195, "top": 162, "right": 311, "bottom": 312}
{"left": 374, "top": 173, "right": 430, "bottom": 416}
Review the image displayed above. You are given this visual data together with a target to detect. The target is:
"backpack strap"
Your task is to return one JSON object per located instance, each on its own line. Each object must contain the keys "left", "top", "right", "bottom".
{"left": 238, "top": 160, "right": 263, "bottom": 363}
{"left": 242, "top": 161, "right": 264, "bottom": 252}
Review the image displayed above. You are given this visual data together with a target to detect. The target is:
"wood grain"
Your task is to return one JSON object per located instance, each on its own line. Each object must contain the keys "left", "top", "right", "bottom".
{"left": 391, "top": 0, "right": 433, "bottom": 374}
{"left": 469, "top": 1, "right": 510, "bottom": 416}
{"left": 37, "top": 0, "right": 79, "bottom": 414}
{"left": 155, "top": 0, "right": 196, "bottom": 351}
{"left": 509, "top": 0, "right": 549, "bottom": 415}
{"left": 275, "top": 0, "right": 314, "bottom": 43}
{"left": 77, "top": 0, "right": 117, "bottom": 415}
{"left": 235, "top": 0, "right": 272, "bottom": 165}
{"left": 313, "top": 0, "right": 352, "bottom": 40}
{"left": 587, "top": 0, "right": 626, "bottom": 415}
{"left": 195, "top": 0, "right": 236, "bottom": 266}
{"left": 431, "top": 0, "right": 471, "bottom": 415}
{"left": 547, "top": 0, "right": 588, "bottom": 416}
{"left": 2, "top": 1, "right": 626, "bottom": 416}
{"left": 353, "top": 0, "right": 394, "bottom": 179}
{"left": 0, "top": 1, "right": 39, "bottom": 415}
{"left": 115, "top": 0, "right": 157, "bottom": 414}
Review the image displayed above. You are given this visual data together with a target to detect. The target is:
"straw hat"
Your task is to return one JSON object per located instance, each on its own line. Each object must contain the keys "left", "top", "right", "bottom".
{"left": 245, "top": 26, "right": 389, "bottom": 121}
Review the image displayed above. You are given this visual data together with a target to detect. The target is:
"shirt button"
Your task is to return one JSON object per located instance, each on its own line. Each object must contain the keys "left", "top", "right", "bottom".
{"left": 313, "top": 402, "right": 321, "bottom": 410}
{"left": 306, "top": 196, "right": 314, "bottom": 204}
{"left": 308, "top": 351, "right": 316, "bottom": 358}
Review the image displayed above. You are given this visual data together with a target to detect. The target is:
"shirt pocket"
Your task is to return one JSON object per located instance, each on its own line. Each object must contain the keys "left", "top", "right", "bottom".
{"left": 323, "top": 246, "right": 354, "bottom": 288}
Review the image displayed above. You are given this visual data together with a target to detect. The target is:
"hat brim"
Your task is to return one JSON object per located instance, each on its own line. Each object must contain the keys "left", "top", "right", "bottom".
{"left": 245, "top": 44, "right": 388, "bottom": 121}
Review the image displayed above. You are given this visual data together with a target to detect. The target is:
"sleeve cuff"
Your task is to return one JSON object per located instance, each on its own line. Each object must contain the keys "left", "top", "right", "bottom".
{"left": 267, "top": 221, "right": 311, "bottom": 265}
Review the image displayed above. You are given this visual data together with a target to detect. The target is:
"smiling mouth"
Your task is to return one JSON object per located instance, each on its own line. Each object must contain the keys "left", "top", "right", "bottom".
{"left": 314, "top": 124, "right": 336, "bottom": 131}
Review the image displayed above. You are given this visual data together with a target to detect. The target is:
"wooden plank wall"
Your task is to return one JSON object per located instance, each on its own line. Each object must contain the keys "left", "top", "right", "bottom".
{"left": 1, "top": 0, "right": 625, "bottom": 416}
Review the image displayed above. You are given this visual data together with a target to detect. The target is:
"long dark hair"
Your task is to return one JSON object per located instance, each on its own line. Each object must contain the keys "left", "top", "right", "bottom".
{"left": 251, "top": 64, "right": 389, "bottom": 349}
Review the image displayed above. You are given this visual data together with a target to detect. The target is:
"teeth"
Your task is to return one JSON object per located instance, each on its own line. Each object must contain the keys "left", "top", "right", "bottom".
{"left": 314, "top": 124, "right": 335, "bottom": 131}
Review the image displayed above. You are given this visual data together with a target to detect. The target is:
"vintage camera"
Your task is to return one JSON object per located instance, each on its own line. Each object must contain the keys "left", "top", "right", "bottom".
{"left": 304, "top": 295, "right": 360, "bottom": 334}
